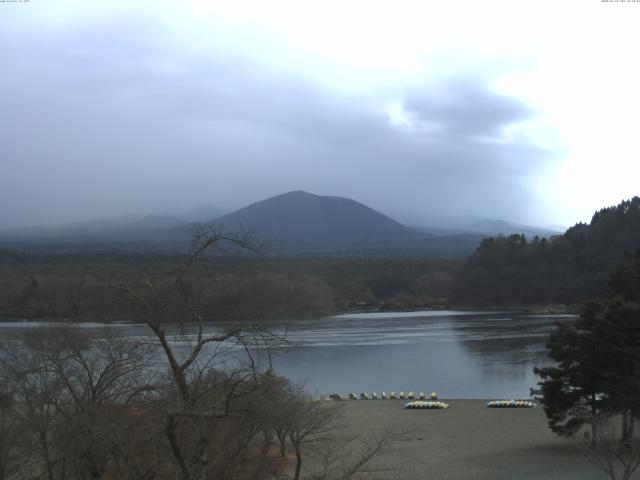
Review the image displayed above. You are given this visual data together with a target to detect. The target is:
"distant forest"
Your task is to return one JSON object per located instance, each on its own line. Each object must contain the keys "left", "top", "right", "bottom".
{"left": 454, "top": 197, "right": 640, "bottom": 306}
{"left": 0, "top": 254, "right": 457, "bottom": 321}
{"left": 2, "top": 197, "right": 640, "bottom": 320}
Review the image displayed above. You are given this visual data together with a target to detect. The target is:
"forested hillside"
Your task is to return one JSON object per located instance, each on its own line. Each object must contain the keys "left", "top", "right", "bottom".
{"left": 454, "top": 197, "right": 640, "bottom": 305}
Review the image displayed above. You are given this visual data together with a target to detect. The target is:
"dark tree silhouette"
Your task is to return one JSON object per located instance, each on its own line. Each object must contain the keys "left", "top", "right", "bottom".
{"left": 455, "top": 197, "right": 640, "bottom": 306}
{"left": 536, "top": 249, "right": 640, "bottom": 444}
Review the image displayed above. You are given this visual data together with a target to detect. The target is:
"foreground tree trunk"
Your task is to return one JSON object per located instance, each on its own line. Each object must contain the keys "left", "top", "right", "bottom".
{"left": 591, "top": 394, "right": 598, "bottom": 447}
{"left": 622, "top": 410, "right": 635, "bottom": 446}
{"left": 293, "top": 445, "right": 302, "bottom": 480}
{"left": 279, "top": 438, "right": 286, "bottom": 458}
{"left": 197, "top": 431, "right": 209, "bottom": 480}
{"left": 623, "top": 410, "right": 630, "bottom": 444}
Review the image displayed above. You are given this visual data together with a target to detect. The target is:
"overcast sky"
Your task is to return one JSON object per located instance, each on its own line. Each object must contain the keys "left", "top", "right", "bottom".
{"left": 1, "top": 0, "right": 639, "bottom": 230}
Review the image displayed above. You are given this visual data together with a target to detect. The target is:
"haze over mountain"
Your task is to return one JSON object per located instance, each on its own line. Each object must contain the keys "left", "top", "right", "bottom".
{"left": 414, "top": 218, "right": 559, "bottom": 238}
{"left": 464, "top": 219, "right": 557, "bottom": 238}
{"left": 0, "top": 191, "right": 493, "bottom": 256}
{"left": 179, "top": 205, "right": 227, "bottom": 224}
{"left": 0, "top": 205, "right": 223, "bottom": 248}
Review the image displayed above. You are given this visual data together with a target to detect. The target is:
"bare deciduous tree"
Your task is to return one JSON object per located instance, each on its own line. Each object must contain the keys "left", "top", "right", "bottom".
{"left": 585, "top": 415, "right": 640, "bottom": 480}
{"left": 113, "top": 224, "right": 286, "bottom": 480}
{"left": 286, "top": 392, "right": 342, "bottom": 480}
{"left": 0, "top": 325, "right": 158, "bottom": 480}
{"left": 0, "top": 386, "right": 22, "bottom": 480}
{"left": 1, "top": 330, "right": 68, "bottom": 480}
{"left": 307, "top": 432, "right": 401, "bottom": 480}
{"left": 280, "top": 384, "right": 404, "bottom": 480}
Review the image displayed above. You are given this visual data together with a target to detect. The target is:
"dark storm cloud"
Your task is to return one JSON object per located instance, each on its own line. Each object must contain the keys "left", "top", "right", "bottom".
{"left": 0, "top": 14, "right": 546, "bottom": 230}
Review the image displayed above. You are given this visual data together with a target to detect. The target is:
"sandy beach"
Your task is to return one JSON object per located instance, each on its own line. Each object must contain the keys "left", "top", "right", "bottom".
{"left": 331, "top": 399, "right": 605, "bottom": 480}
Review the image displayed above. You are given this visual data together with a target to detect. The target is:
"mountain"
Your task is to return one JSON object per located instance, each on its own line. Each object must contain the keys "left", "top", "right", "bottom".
{"left": 467, "top": 219, "right": 559, "bottom": 238}
{"left": 178, "top": 205, "right": 226, "bottom": 223}
{"left": 0, "top": 191, "right": 485, "bottom": 257}
{"left": 211, "top": 191, "right": 485, "bottom": 256}
{"left": 214, "top": 191, "right": 415, "bottom": 250}
{"left": 414, "top": 217, "right": 559, "bottom": 238}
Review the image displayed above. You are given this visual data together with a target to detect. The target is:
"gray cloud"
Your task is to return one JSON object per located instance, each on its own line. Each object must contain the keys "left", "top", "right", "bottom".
{"left": 0, "top": 14, "right": 548, "bottom": 230}
{"left": 403, "top": 78, "right": 532, "bottom": 139}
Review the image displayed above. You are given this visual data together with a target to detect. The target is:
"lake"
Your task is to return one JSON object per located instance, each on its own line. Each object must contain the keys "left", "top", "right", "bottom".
{"left": 269, "top": 310, "right": 574, "bottom": 398}
{"left": 0, "top": 310, "right": 575, "bottom": 399}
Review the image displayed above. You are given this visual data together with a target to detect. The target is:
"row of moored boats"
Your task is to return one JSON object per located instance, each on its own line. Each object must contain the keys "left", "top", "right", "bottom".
{"left": 329, "top": 391, "right": 438, "bottom": 400}
{"left": 327, "top": 393, "right": 537, "bottom": 409}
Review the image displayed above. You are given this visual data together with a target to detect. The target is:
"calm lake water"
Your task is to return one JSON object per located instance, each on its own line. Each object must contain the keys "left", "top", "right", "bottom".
{"left": 0, "top": 310, "right": 575, "bottom": 399}
{"left": 269, "top": 310, "right": 574, "bottom": 399}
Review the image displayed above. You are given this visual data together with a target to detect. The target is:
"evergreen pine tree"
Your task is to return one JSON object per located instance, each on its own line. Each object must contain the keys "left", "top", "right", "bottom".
{"left": 536, "top": 249, "right": 640, "bottom": 442}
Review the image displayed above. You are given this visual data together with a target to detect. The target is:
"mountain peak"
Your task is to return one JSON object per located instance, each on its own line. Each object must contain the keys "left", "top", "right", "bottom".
{"left": 281, "top": 190, "right": 315, "bottom": 196}
{"left": 270, "top": 190, "right": 344, "bottom": 201}
{"left": 215, "top": 191, "right": 415, "bottom": 251}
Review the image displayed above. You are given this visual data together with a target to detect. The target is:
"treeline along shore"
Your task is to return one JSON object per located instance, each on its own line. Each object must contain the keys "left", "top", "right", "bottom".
{"left": 1, "top": 196, "right": 640, "bottom": 322}
{"left": 0, "top": 253, "right": 458, "bottom": 321}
